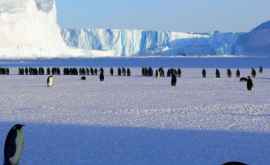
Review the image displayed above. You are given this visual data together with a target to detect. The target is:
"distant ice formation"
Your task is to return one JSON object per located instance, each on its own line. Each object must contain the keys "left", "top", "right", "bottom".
{"left": 0, "top": 0, "right": 268, "bottom": 58}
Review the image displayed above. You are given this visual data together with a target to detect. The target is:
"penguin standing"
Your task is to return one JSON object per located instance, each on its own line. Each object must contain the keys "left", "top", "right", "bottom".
{"left": 236, "top": 69, "right": 241, "bottom": 78}
{"left": 240, "top": 76, "right": 254, "bottom": 91}
{"left": 171, "top": 73, "right": 177, "bottom": 87}
{"left": 259, "top": 66, "right": 263, "bottom": 74}
{"left": 4, "top": 124, "right": 25, "bottom": 165}
{"left": 99, "top": 70, "right": 104, "bottom": 82}
{"left": 202, "top": 69, "right": 206, "bottom": 78}
{"left": 222, "top": 162, "right": 247, "bottom": 165}
{"left": 216, "top": 69, "right": 221, "bottom": 78}
{"left": 227, "top": 69, "right": 232, "bottom": 78}
{"left": 251, "top": 68, "right": 256, "bottom": 78}
{"left": 47, "top": 75, "right": 54, "bottom": 87}
{"left": 110, "top": 68, "right": 114, "bottom": 76}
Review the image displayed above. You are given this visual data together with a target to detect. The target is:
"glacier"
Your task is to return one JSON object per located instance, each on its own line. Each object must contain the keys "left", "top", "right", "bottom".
{"left": 0, "top": 0, "right": 110, "bottom": 58}
{"left": 0, "top": 0, "right": 267, "bottom": 58}
{"left": 61, "top": 28, "right": 241, "bottom": 57}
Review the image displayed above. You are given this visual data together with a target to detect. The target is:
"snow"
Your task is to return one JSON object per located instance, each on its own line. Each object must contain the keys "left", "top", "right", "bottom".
{"left": 0, "top": 68, "right": 270, "bottom": 165}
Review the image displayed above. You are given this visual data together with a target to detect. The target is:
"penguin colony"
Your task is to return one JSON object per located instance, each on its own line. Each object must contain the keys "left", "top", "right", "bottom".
{"left": 0, "top": 66, "right": 259, "bottom": 89}
{"left": 2, "top": 124, "right": 249, "bottom": 165}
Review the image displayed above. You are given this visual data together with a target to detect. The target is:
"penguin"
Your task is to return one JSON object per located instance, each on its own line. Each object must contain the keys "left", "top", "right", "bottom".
{"left": 240, "top": 76, "right": 253, "bottom": 91}
{"left": 110, "top": 68, "right": 114, "bottom": 76}
{"left": 99, "top": 70, "right": 104, "bottom": 82}
{"left": 127, "top": 68, "right": 131, "bottom": 77}
{"left": 202, "top": 69, "right": 206, "bottom": 78}
{"left": 81, "top": 76, "right": 86, "bottom": 80}
{"left": 216, "top": 69, "right": 221, "bottom": 78}
{"left": 236, "top": 69, "right": 241, "bottom": 78}
{"left": 227, "top": 69, "right": 232, "bottom": 78}
{"left": 47, "top": 75, "right": 54, "bottom": 87}
{"left": 177, "top": 68, "right": 182, "bottom": 78}
{"left": 171, "top": 73, "right": 177, "bottom": 87}
{"left": 251, "top": 68, "right": 256, "bottom": 78}
{"left": 222, "top": 161, "right": 248, "bottom": 165}
{"left": 118, "top": 68, "right": 122, "bottom": 76}
{"left": 4, "top": 124, "right": 25, "bottom": 165}
{"left": 259, "top": 66, "right": 263, "bottom": 74}
{"left": 155, "top": 70, "right": 159, "bottom": 78}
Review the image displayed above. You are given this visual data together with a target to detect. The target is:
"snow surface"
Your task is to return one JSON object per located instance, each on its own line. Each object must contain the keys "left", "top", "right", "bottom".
{"left": 0, "top": 68, "right": 270, "bottom": 165}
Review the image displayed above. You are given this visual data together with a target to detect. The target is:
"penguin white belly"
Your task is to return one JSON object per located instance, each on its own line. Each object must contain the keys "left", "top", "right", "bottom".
{"left": 10, "top": 130, "right": 24, "bottom": 165}
{"left": 48, "top": 77, "right": 54, "bottom": 87}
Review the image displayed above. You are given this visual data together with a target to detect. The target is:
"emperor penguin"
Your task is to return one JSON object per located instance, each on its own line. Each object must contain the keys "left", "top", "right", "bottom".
{"left": 240, "top": 76, "right": 253, "bottom": 91}
{"left": 47, "top": 75, "right": 54, "bottom": 87}
{"left": 222, "top": 161, "right": 248, "bottom": 165}
{"left": 3, "top": 124, "right": 25, "bottom": 165}
{"left": 171, "top": 73, "right": 177, "bottom": 87}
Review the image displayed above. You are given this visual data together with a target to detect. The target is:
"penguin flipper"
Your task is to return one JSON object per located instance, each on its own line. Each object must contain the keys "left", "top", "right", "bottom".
{"left": 240, "top": 77, "right": 248, "bottom": 82}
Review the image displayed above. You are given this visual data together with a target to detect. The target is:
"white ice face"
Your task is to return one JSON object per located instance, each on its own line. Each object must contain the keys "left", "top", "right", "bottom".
{"left": 35, "top": 0, "right": 54, "bottom": 13}
{"left": 0, "top": 0, "right": 54, "bottom": 14}
{"left": 0, "top": 0, "right": 27, "bottom": 13}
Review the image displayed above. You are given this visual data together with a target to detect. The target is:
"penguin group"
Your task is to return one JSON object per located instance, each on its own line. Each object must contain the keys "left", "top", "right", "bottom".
{"left": 0, "top": 68, "right": 10, "bottom": 75}
{"left": 112, "top": 67, "right": 131, "bottom": 77}
{"left": 18, "top": 67, "right": 60, "bottom": 75}
{"left": 0, "top": 66, "right": 265, "bottom": 90}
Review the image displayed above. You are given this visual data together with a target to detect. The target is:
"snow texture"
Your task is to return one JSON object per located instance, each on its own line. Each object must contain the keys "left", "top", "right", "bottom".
{"left": 0, "top": 68, "right": 270, "bottom": 165}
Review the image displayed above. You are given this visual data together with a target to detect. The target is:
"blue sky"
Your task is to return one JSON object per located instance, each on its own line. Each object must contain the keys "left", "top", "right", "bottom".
{"left": 56, "top": 0, "right": 270, "bottom": 32}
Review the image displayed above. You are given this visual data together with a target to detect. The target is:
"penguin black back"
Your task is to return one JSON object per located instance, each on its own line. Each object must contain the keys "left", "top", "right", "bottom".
{"left": 236, "top": 69, "right": 241, "bottom": 78}
{"left": 4, "top": 124, "right": 24, "bottom": 165}
{"left": 202, "top": 69, "right": 206, "bottom": 78}
{"left": 171, "top": 73, "right": 177, "bottom": 87}
{"left": 216, "top": 69, "right": 221, "bottom": 78}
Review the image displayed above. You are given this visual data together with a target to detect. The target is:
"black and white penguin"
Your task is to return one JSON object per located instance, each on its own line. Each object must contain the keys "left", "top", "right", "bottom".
{"left": 227, "top": 69, "right": 232, "bottom": 78}
{"left": 259, "top": 66, "right": 263, "bottom": 74}
{"left": 127, "top": 68, "right": 131, "bottom": 77}
{"left": 240, "top": 76, "right": 254, "bottom": 91}
{"left": 3, "top": 124, "right": 25, "bottom": 165}
{"left": 222, "top": 161, "right": 248, "bottom": 165}
{"left": 171, "top": 73, "right": 177, "bottom": 87}
{"left": 47, "top": 75, "right": 54, "bottom": 87}
{"left": 110, "top": 68, "right": 114, "bottom": 76}
{"left": 236, "top": 69, "right": 241, "bottom": 78}
{"left": 216, "top": 69, "right": 221, "bottom": 78}
{"left": 81, "top": 76, "right": 86, "bottom": 80}
{"left": 202, "top": 69, "right": 206, "bottom": 78}
{"left": 99, "top": 70, "right": 104, "bottom": 82}
{"left": 251, "top": 68, "right": 256, "bottom": 78}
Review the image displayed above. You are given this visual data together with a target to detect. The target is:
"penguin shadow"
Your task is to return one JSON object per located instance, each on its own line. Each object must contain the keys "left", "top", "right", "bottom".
{"left": 1, "top": 122, "right": 270, "bottom": 165}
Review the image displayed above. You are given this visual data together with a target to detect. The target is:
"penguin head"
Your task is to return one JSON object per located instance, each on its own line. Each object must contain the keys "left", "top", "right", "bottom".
{"left": 12, "top": 124, "right": 25, "bottom": 131}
